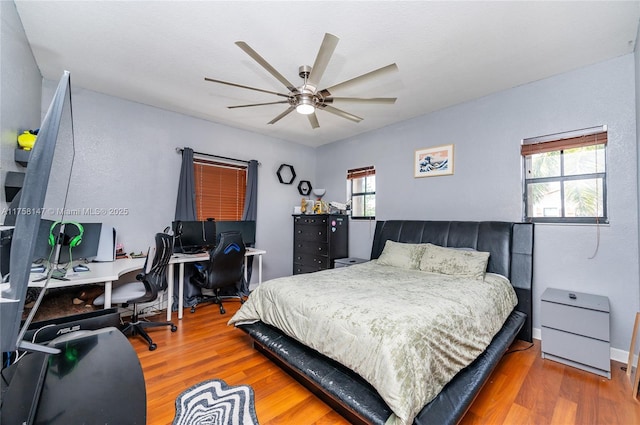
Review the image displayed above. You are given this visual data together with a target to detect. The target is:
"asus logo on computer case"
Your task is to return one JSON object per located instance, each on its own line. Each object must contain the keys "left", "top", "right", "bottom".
{"left": 56, "top": 325, "right": 81, "bottom": 336}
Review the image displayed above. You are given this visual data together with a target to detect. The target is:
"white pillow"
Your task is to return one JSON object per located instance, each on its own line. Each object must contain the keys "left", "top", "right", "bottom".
{"left": 376, "top": 240, "right": 426, "bottom": 270}
{"left": 419, "top": 243, "right": 490, "bottom": 280}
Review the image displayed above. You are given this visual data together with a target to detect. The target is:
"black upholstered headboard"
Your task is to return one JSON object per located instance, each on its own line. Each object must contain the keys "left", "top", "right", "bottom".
{"left": 370, "top": 221, "right": 534, "bottom": 342}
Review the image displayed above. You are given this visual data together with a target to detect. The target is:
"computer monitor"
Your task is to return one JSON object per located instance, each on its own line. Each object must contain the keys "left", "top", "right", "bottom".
{"left": 32, "top": 220, "right": 101, "bottom": 265}
{"left": 1, "top": 71, "right": 74, "bottom": 354}
{"left": 215, "top": 220, "right": 256, "bottom": 246}
{"left": 172, "top": 220, "right": 216, "bottom": 254}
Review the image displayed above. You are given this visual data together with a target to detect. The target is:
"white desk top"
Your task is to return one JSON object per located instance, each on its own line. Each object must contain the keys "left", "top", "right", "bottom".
{"left": 28, "top": 246, "right": 268, "bottom": 289}
{"left": 170, "top": 252, "right": 209, "bottom": 263}
{"left": 29, "top": 257, "right": 147, "bottom": 288}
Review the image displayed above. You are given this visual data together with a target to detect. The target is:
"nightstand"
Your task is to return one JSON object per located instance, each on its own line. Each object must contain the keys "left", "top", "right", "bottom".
{"left": 334, "top": 257, "right": 368, "bottom": 268}
{"left": 541, "top": 287, "right": 611, "bottom": 378}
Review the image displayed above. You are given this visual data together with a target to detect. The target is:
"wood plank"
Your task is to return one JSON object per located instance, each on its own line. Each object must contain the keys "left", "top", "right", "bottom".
{"left": 550, "top": 397, "right": 577, "bottom": 425}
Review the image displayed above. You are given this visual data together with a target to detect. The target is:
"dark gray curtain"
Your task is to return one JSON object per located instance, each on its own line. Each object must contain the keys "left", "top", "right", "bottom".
{"left": 242, "top": 160, "right": 258, "bottom": 221}
{"left": 173, "top": 147, "right": 199, "bottom": 309}
{"left": 241, "top": 159, "right": 259, "bottom": 292}
{"left": 175, "top": 147, "right": 196, "bottom": 221}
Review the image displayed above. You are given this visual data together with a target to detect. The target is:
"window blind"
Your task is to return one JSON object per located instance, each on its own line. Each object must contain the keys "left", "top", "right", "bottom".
{"left": 347, "top": 165, "right": 375, "bottom": 180}
{"left": 194, "top": 159, "right": 247, "bottom": 221}
{"left": 521, "top": 127, "right": 607, "bottom": 156}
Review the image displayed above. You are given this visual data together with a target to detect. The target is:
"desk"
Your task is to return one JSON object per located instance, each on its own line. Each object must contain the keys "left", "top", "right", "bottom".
{"left": 175, "top": 247, "right": 266, "bottom": 320}
{"left": 29, "top": 248, "right": 266, "bottom": 322}
{"left": 29, "top": 258, "right": 146, "bottom": 309}
{"left": 28, "top": 255, "right": 202, "bottom": 322}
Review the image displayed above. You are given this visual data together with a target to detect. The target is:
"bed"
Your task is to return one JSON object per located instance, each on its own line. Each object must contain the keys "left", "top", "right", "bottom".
{"left": 229, "top": 220, "right": 533, "bottom": 425}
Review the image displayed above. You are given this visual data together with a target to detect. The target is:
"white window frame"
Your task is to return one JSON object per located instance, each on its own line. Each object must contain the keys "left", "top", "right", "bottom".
{"left": 347, "top": 166, "right": 376, "bottom": 220}
{"left": 521, "top": 126, "right": 608, "bottom": 224}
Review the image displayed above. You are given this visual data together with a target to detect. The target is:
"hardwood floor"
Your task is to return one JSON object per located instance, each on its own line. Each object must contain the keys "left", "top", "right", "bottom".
{"left": 133, "top": 301, "right": 640, "bottom": 425}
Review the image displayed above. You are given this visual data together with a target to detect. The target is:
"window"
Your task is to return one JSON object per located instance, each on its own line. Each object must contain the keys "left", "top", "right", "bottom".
{"left": 194, "top": 159, "right": 246, "bottom": 221}
{"left": 521, "top": 127, "right": 607, "bottom": 224}
{"left": 347, "top": 166, "right": 375, "bottom": 219}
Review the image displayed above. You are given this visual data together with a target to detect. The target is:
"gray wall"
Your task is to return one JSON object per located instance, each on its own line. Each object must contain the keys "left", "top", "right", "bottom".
{"left": 38, "top": 82, "right": 316, "bottom": 283}
{"left": 0, "top": 0, "right": 41, "bottom": 207}
{"left": 317, "top": 54, "right": 638, "bottom": 354}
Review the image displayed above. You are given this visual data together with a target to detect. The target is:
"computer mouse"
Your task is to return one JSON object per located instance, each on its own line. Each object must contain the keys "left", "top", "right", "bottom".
{"left": 73, "top": 264, "right": 90, "bottom": 272}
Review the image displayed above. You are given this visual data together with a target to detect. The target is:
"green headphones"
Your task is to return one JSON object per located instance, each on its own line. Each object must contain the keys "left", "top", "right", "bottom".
{"left": 49, "top": 221, "right": 84, "bottom": 248}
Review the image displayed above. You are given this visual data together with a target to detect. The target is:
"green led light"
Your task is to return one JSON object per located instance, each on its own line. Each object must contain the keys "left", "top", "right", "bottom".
{"left": 64, "top": 345, "right": 79, "bottom": 363}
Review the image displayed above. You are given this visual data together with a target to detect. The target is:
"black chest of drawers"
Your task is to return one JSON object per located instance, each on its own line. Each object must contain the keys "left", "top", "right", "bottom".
{"left": 293, "top": 214, "right": 348, "bottom": 274}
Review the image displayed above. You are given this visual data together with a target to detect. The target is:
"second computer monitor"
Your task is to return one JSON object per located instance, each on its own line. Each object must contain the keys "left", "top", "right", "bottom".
{"left": 215, "top": 220, "right": 256, "bottom": 246}
{"left": 172, "top": 220, "right": 217, "bottom": 254}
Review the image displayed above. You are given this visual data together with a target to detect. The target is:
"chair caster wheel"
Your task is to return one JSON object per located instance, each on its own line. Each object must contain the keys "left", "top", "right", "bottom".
{"left": 149, "top": 343, "right": 157, "bottom": 351}
{"left": 171, "top": 325, "right": 177, "bottom": 332}
{"left": 220, "top": 308, "right": 226, "bottom": 314}
{"left": 190, "top": 306, "right": 196, "bottom": 313}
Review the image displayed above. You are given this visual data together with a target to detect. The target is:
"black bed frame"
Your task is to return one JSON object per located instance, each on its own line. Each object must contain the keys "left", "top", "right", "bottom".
{"left": 238, "top": 220, "right": 534, "bottom": 425}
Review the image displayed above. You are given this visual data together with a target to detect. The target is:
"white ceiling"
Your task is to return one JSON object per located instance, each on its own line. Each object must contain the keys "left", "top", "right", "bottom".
{"left": 14, "top": 1, "right": 640, "bottom": 147}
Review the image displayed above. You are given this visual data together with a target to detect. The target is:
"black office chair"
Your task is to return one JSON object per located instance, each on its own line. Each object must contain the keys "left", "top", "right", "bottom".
{"left": 190, "top": 231, "right": 246, "bottom": 314}
{"left": 94, "top": 233, "right": 177, "bottom": 350}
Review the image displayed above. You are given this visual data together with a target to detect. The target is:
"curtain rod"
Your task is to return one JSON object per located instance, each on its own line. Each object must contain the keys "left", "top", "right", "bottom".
{"left": 175, "top": 147, "right": 260, "bottom": 165}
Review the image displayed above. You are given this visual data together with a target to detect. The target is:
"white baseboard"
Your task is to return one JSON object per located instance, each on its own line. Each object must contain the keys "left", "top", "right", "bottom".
{"left": 532, "top": 327, "right": 631, "bottom": 365}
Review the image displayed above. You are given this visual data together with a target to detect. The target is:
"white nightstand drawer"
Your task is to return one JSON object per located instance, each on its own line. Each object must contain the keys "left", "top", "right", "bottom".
{"left": 541, "top": 300, "right": 609, "bottom": 341}
{"left": 541, "top": 326, "right": 611, "bottom": 373}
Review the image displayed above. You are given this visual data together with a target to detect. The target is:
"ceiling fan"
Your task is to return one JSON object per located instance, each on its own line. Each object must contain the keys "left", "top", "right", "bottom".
{"left": 204, "top": 33, "right": 398, "bottom": 129}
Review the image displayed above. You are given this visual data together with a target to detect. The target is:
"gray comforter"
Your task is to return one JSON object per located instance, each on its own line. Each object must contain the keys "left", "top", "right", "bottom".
{"left": 228, "top": 261, "right": 517, "bottom": 425}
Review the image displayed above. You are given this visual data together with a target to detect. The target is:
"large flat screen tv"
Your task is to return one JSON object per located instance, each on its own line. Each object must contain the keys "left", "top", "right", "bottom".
{"left": 0, "top": 71, "right": 76, "bottom": 353}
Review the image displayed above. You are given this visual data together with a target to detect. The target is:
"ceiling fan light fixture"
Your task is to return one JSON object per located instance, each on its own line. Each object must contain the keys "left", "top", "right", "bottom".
{"left": 205, "top": 34, "right": 399, "bottom": 129}
{"left": 296, "top": 97, "right": 315, "bottom": 115}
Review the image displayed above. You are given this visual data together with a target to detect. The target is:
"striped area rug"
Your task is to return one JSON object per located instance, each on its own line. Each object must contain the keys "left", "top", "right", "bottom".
{"left": 172, "top": 379, "right": 259, "bottom": 425}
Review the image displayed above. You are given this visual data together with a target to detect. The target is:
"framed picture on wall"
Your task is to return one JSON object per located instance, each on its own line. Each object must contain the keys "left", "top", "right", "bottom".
{"left": 414, "top": 144, "right": 454, "bottom": 178}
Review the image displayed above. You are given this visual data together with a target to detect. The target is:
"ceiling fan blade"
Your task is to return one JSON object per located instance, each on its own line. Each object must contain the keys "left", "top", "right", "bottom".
{"left": 307, "top": 113, "right": 320, "bottom": 129}
{"left": 307, "top": 33, "right": 339, "bottom": 89}
{"left": 235, "top": 41, "right": 299, "bottom": 93}
{"left": 319, "top": 105, "right": 363, "bottom": 123}
{"left": 318, "top": 63, "right": 399, "bottom": 97}
{"left": 325, "top": 97, "right": 397, "bottom": 104}
{"left": 204, "top": 77, "right": 289, "bottom": 98}
{"left": 228, "top": 101, "right": 290, "bottom": 109}
{"left": 268, "top": 106, "right": 296, "bottom": 125}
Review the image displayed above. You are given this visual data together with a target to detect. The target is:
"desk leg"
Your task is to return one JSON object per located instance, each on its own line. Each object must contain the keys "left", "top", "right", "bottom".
{"left": 104, "top": 281, "right": 113, "bottom": 309}
{"left": 178, "top": 263, "right": 185, "bottom": 320}
{"left": 244, "top": 257, "right": 248, "bottom": 285}
{"left": 258, "top": 254, "right": 262, "bottom": 285}
{"left": 166, "top": 264, "right": 174, "bottom": 322}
